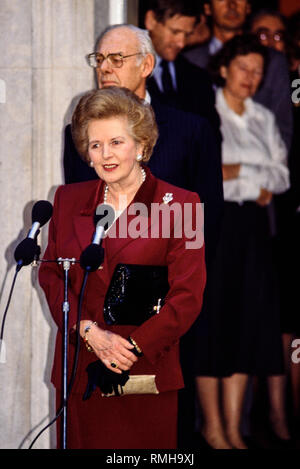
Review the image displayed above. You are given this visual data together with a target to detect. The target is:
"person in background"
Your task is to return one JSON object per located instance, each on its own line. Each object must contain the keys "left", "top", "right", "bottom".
{"left": 143, "top": 0, "right": 221, "bottom": 136}
{"left": 194, "top": 34, "right": 290, "bottom": 449}
{"left": 250, "top": 8, "right": 300, "bottom": 73}
{"left": 249, "top": 8, "right": 287, "bottom": 53}
{"left": 39, "top": 86, "right": 206, "bottom": 449}
{"left": 250, "top": 7, "right": 300, "bottom": 73}
{"left": 286, "top": 11, "right": 300, "bottom": 73}
{"left": 184, "top": 12, "right": 211, "bottom": 48}
{"left": 183, "top": 0, "right": 293, "bottom": 151}
{"left": 251, "top": 8, "right": 300, "bottom": 439}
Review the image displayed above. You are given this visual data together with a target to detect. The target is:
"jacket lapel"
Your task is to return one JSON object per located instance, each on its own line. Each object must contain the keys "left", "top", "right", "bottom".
{"left": 105, "top": 166, "right": 157, "bottom": 263}
{"left": 73, "top": 215, "right": 95, "bottom": 251}
{"left": 72, "top": 178, "right": 105, "bottom": 251}
{"left": 71, "top": 167, "right": 158, "bottom": 265}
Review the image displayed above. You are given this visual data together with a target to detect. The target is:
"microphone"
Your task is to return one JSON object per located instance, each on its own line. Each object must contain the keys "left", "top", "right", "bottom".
{"left": 80, "top": 204, "right": 115, "bottom": 272}
{"left": 28, "top": 200, "right": 53, "bottom": 239}
{"left": 14, "top": 200, "right": 53, "bottom": 270}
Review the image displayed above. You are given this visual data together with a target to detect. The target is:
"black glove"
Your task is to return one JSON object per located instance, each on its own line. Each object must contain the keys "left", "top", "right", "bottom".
{"left": 83, "top": 360, "right": 129, "bottom": 400}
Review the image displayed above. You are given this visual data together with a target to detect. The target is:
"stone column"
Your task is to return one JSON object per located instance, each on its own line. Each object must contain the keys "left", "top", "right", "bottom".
{"left": 94, "top": 0, "right": 138, "bottom": 42}
{"left": 0, "top": 0, "right": 96, "bottom": 449}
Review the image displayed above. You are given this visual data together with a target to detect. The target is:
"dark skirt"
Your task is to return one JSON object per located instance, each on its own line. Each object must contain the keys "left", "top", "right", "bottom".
{"left": 194, "top": 201, "right": 284, "bottom": 377}
{"left": 273, "top": 199, "right": 300, "bottom": 335}
{"left": 56, "top": 388, "right": 178, "bottom": 449}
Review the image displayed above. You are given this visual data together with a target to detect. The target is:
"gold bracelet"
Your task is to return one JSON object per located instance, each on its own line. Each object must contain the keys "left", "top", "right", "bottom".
{"left": 83, "top": 321, "right": 98, "bottom": 352}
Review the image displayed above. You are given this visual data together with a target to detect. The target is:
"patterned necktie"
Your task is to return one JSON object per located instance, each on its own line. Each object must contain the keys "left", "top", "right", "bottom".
{"left": 160, "top": 60, "right": 174, "bottom": 94}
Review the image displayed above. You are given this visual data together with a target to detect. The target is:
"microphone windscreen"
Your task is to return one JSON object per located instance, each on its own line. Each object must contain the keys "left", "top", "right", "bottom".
{"left": 14, "top": 238, "right": 39, "bottom": 265}
{"left": 80, "top": 244, "right": 104, "bottom": 272}
{"left": 32, "top": 200, "right": 53, "bottom": 226}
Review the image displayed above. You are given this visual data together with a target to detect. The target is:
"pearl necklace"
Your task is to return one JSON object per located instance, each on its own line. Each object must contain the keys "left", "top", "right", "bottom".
{"left": 103, "top": 167, "right": 146, "bottom": 204}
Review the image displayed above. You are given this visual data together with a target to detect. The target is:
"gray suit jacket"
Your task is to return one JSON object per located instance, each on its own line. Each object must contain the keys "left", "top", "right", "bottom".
{"left": 183, "top": 42, "right": 293, "bottom": 151}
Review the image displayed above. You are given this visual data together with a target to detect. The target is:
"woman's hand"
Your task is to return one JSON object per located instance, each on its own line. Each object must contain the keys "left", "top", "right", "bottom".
{"left": 222, "top": 164, "right": 241, "bottom": 180}
{"left": 80, "top": 321, "right": 138, "bottom": 374}
{"left": 256, "top": 188, "right": 273, "bottom": 207}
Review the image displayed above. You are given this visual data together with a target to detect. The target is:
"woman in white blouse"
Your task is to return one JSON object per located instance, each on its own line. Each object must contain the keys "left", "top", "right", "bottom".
{"left": 194, "top": 34, "right": 290, "bottom": 449}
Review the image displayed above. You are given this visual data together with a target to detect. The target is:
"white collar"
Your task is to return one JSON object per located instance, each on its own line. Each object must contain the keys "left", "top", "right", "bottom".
{"left": 216, "top": 88, "right": 255, "bottom": 121}
{"left": 209, "top": 37, "right": 223, "bottom": 55}
{"left": 144, "top": 90, "right": 151, "bottom": 104}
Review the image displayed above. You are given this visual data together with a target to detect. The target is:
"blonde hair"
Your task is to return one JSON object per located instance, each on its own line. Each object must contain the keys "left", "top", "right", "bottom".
{"left": 71, "top": 87, "right": 158, "bottom": 163}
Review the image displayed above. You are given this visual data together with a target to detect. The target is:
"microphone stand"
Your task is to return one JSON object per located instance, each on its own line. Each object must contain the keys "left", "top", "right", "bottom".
{"left": 27, "top": 229, "right": 106, "bottom": 447}
{"left": 36, "top": 257, "right": 77, "bottom": 449}
{"left": 29, "top": 256, "right": 91, "bottom": 450}
{"left": 2, "top": 251, "right": 77, "bottom": 449}
{"left": 56, "top": 257, "right": 76, "bottom": 450}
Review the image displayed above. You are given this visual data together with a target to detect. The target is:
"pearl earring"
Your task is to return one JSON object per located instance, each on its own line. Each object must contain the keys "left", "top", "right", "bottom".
{"left": 89, "top": 161, "right": 94, "bottom": 167}
{"left": 136, "top": 154, "right": 143, "bottom": 162}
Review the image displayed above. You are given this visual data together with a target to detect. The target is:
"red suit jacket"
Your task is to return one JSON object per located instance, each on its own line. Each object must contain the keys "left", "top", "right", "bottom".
{"left": 39, "top": 168, "right": 206, "bottom": 394}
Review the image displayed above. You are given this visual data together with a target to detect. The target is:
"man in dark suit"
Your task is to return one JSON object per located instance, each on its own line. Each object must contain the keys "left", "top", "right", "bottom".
{"left": 63, "top": 23, "right": 223, "bottom": 447}
{"left": 143, "top": 0, "right": 221, "bottom": 138}
{"left": 64, "top": 24, "right": 223, "bottom": 267}
{"left": 183, "top": 0, "right": 293, "bottom": 150}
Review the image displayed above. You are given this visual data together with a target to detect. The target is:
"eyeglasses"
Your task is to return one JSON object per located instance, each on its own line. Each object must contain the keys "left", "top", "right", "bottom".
{"left": 236, "top": 62, "right": 264, "bottom": 78}
{"left": 86, "top": 52, "right": 143, "bottom": 68}
{"left": 256, "top": 28, "right": 285, "bottom": 43}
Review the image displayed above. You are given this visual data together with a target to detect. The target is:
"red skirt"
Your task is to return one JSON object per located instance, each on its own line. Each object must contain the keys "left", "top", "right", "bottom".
{"left": 56, "top": 389, "right": 178, "bottom": 449}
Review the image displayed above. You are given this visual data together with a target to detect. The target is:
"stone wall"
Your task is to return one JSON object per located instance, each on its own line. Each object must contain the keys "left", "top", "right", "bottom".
{"left": 0, "top": 0, "right": 130, "bottom": 449}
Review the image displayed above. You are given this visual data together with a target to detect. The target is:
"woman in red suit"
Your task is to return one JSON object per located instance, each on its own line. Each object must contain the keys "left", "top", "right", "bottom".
{"left": 39, "top": 87, "right": 206, "bottom": 449}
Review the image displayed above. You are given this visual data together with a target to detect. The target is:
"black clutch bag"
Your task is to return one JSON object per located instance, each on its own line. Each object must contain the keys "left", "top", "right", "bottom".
{"left": 103, "top": 264, "right": 169, "bottom": 326}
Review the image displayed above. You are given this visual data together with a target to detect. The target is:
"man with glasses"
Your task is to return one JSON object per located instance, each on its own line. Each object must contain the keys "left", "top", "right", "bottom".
{"left": 63, "top": 24, "right": 223, "bottom": 448}
{"left": 64, "top": 24, "right": 223, "bottom": 267}
{"left": 183, "top": 0, "right": 293, "bottom": 151}
{"left": 249, "top": 9, "right": 287, "bottom": 54}
{"left": 86, "top": 28, "right": 154, "bottom": 99}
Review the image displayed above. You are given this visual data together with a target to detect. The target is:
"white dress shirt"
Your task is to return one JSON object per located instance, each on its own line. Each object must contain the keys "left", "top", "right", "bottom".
{"left": 209, "top": 36, "right": 223, "bottom": 56}
{"left": 216, "top": 88, "right": 290, "bottom": 203}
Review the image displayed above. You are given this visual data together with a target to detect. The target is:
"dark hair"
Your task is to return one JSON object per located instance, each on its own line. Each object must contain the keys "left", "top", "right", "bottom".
{"left": 285, "top": 11, "right": 300, "bottom": 67}
{"left": 248, "top": 8, "right": 287, "bottom": 31}
{"left": 146, "top": 0, "right": 202, "bottom": 23}
{"left": 203, "top": 0, "right": 252, "bottom": 31}
{"left": 204, "top": 0, "right": 252, "bottom": 5}
{"left": 209, "top": 33, "right": 268, "bottom": 87}
{"left": 201, "top": 0, "right": 253, "bottom": 8}
{"left": 288, "top": 10, "right": 300, "bottom": 42}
